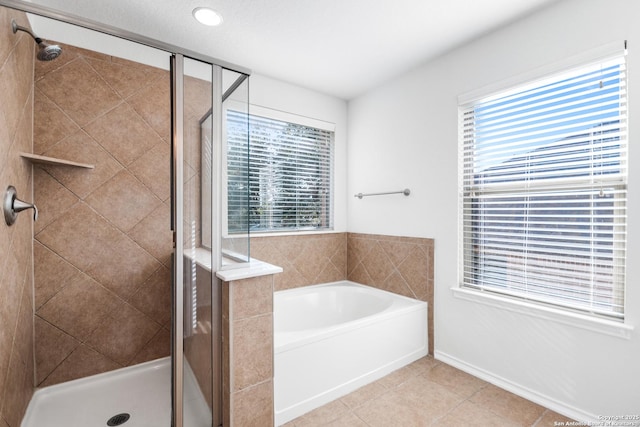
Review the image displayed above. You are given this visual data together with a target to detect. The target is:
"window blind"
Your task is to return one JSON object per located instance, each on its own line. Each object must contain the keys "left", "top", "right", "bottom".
{"left": 226, "top": 110, "right": 250, "bottom": 233}
{"left": 227, "top": 110, "right": 334, "bottom": 233}
{"left": 460, "top": 52, "right": 627, "bottom": 318}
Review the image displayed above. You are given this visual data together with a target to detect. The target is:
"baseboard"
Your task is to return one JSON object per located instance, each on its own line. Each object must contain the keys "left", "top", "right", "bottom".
{"left": 434, "top": 351, "right": 598, "bottom": 424}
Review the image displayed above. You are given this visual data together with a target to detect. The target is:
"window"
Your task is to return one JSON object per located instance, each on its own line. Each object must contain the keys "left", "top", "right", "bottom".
{"left": 226, "top": 107, "right": 334, "bottom": 233}
{"left": 459, "top": 49, "right": 627, "bottom": 319}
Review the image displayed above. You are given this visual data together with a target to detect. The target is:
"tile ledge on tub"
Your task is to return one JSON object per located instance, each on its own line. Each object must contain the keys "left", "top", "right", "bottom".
{"left": 451, "top": 286, "right": 633, "bottom": 340}
{"left": 216, "top": 260, "right": 282, "bottom": 282}
{"left": 184, "top": 247, "right": 282, "bottom": 281}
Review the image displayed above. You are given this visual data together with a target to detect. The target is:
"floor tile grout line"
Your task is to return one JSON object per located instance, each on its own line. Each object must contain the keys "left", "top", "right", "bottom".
{"left": 531, "top": 409, "right": 550, "bottom": 427}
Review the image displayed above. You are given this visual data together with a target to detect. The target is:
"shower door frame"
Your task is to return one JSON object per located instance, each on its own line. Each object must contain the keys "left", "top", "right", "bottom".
{"left": 0, "top": 1, "right": 251, "bottom": 426}
{"left": 171, "top": 53, "right": 185, "bottom": 426}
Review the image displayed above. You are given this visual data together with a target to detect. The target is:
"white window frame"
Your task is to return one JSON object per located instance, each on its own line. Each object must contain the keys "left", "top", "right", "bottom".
{"left": 455, "top": 42, "right": 633, "bottom": 339}
{"left": 223, "top": 102, "right": 335, "bottom": 236}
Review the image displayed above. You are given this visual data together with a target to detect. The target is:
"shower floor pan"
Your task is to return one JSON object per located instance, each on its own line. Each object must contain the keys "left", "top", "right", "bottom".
{"left": 21, "top": 357, "right": 211, "bottom": 427}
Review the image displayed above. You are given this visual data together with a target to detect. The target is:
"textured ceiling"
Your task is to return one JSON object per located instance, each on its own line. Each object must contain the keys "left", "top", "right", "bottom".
{"left": 24, "top": 0, "right": 559, "bottom": 99}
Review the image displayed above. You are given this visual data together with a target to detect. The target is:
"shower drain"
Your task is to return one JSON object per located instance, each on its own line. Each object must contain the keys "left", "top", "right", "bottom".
{"left": 106, "top": 413, "right": 130, "bottom": 426}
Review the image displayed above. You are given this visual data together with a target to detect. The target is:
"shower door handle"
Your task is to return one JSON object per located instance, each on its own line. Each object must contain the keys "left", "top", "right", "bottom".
{"left": 3, "top": 186, "right": 38, "bottom": 225}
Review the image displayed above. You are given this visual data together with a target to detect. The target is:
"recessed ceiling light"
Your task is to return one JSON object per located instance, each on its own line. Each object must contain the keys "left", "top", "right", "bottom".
{"left": 193, "top": 7, "right": 223, "bottom": 26}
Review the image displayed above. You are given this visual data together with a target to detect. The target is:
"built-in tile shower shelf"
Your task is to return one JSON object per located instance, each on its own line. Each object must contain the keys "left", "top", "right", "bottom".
{"left": 20, "top": 152, "right": 94, "bottom": 169}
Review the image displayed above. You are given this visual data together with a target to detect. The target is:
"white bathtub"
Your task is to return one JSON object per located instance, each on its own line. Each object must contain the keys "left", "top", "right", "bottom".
{"left": 274, "top": 281, "right": 428, "bottom": 425}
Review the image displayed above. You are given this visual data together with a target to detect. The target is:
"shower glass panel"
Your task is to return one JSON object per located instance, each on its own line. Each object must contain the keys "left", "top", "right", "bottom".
{"left": 176, "top": 58, "right": 250, "bottom": 426}
{"left": 179, "top": 56, "right": 220, "bottom": 427}
{"left": 221, "top": 69, "right": 250, "bottom": 265}
{"left": 197, "top": 69, "right": 250, "bottom": 267}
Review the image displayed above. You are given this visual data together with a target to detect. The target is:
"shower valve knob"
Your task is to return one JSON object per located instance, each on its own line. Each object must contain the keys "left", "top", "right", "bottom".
{"left": 3, "top": 186, "right": 38, "bottom": 226}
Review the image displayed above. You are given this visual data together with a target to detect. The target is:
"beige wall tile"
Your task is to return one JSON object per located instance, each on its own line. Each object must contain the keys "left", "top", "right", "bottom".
{"left": 39, "top": 129, "right": 123, "bottom": 199}
{"left": 85, "top": 170, "right": 161, "bottom": 232}
{"left": 0, "top": 250, "right": 23, "bottom": 351}
{"left": 360, "top": 241, "right": 395, "bottom": 285}
{"left": 33, "top": 88, "right": 79, "bottom": 153}
{"left": 36, "top": 202, "right": 160, "bottom": 300}
{"left": 0, "top": 7, "right": 19, "bottom": 67}
{"left": 252, "top": 233, "right": 348, "bottom": 291}
{"left": 85, "top": 302, "right": 161, "bottom": 365}
{"left": 129, "top": 327, "right": 170, "bottom": 366}
{"left": 397, "top": 249, "right": 429, "bottom": 297}
{"left": 34, "top": 316, "right": 80, "bottom": 385}
{"left": 84, "top": 102, "right": 163, "bottom": 166}
{"left": 33, "top": 240, "right": 77, "bottom": 309}
{"left": 129, "top": 201, "right": 173, "bottom": 267}
{"left": 36, "top": 272, "right": 119, "bottom": 341}
{"left": 0, "top": 36, "right": 33, "bottom": 139}
{"left": 85, "top": 56, "right": 163, "bottom": 99}
{"left": 40, "top": 345, "right": 120, "bottom": 387}
{"left": 382, "top": 271, "right": 416, "bottom": 299}
{"left": 0, "top": 352, "right": 31, "bottom": 427}
{"left": 0, "top": 10, "right": 34, "bottom": 425}
{"left": 127, "top": 75, "right": 171, "bottom": 142}
{"left": 33, "top": 42, "right": 84, "bottom": 82}
{"left": 231, "top": 275, "right": 273, "bottom": 321}
{"left": 14, "top": 283, "right": 34, "bottom": 368}
{"left": 32, "top": 167, "right": 79, "bottom": 234}
{"left": 315, "top": 261, "right": 345, "bottom": 284}
{"left": 346, "top": 233, "right": 434, "bottom": 355}
{"left": 36, "top": 58, "right": 121, "bottom": 127}
{"left": 129, "top": 141, "right": 171, "bottom": 201}
{"left": 231, "top": 380, "right": 274, "bottom": 427}
{"left": 232, "top": 314, "right": 273, "bottom": 392}
{"left": 221, "top": 308, "right": 231, "bottom": 426}
{"left": 128, "top": 265, "right": 171, "bottom": 325}
{"left": 273, "top": 260, "right": 307, "bottom": 292}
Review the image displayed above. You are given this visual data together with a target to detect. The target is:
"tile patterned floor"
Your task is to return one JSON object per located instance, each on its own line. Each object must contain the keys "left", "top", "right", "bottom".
{"left": 284, "top": 356, "right": 575, "bottom": 427}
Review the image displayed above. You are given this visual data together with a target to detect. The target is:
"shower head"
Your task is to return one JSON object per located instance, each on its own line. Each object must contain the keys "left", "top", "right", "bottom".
{"left": 36, "top": 42, "right": 62, "bottom": 61}
{"left": 11, "top": 19, "right": 62, "bottom": 61}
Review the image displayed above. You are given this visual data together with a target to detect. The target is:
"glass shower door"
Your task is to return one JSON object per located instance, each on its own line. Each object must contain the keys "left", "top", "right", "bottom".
{"left": 172, "top": 54, "right": 250, "bottom": 427}
{"left": 172, "top": 54, "right": 221, "bottom": 427}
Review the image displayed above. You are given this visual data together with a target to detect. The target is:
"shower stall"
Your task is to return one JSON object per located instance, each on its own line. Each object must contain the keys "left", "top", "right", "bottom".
{"left": 0, "top": 1, "right": 250, "bottom": 426}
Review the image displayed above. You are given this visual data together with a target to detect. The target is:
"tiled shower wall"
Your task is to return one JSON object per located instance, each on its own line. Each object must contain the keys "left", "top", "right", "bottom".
{"left": 32, "top": 42, "right": 173, "bottom": 386}
{"left": 250, "top": 232, "right": 434, "bottom": 354}
{"left": 0, "top": 8, "right": 35, "bottom": 427}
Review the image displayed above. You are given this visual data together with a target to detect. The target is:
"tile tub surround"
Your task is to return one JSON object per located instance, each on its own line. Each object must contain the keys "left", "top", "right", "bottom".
{"left": 250, "top": 232, "right": 435, "bottom": 354}
{"left": 32, "top": 42, "right": 172, "bottom": 386}
{"left": 250, "top": 233, "right": 348, "bottom": 292}
{"left": 0, "top": 6, "right": 36, "bottom": 427}
{"left": 347, "top": 233, "right": 434, "bottom": 355}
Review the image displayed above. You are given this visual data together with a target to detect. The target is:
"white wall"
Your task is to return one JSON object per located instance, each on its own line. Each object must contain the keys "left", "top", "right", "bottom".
{"left": 347, "top": 0, "right": 640, "bottom": 420}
